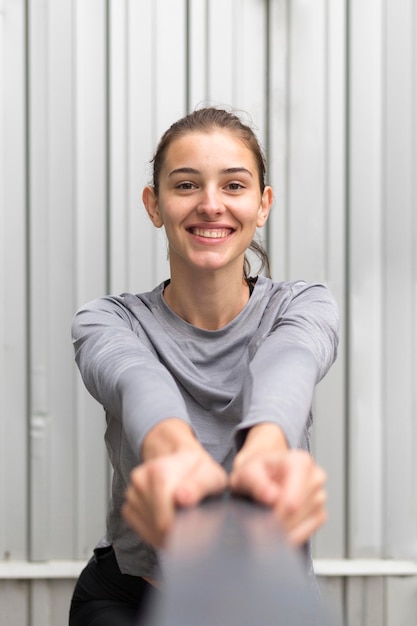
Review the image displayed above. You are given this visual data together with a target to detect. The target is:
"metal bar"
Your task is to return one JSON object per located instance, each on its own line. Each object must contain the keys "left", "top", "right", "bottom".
{"left": 144, "top": 495, "right": 340, "bottom": 626}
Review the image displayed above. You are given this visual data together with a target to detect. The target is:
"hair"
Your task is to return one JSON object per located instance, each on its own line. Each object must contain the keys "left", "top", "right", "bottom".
{"left": 150, "top": 107, "right": 271, "bottom": 279}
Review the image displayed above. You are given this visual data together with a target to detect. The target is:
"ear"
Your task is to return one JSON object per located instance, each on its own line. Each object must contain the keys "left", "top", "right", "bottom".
{"left": 257, "top": 186, "right": 273, "bottom": 227}
{"left": 142, "top": 186, "right": 164, "bottom": 228}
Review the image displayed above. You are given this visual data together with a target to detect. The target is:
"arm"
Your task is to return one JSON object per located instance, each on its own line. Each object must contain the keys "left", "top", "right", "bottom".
{"left": 72, "top": 296, "right": 191, "bottom": 458}
{"left": 236, "top": 282, "right": 339, "bottom": 448}
{"left": 231, "top": 283, "right": 338, "bottom": 543}
{"left": 73, "top": 297, "right": 228, "bottom": 545}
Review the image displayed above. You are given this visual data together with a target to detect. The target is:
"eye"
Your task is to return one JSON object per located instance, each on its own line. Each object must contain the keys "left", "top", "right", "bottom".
{"left": 176, "top": 181, "right": 197, "bottom": 190}
{"left": 225, "top": 182, "right": 244, "bottom": 191}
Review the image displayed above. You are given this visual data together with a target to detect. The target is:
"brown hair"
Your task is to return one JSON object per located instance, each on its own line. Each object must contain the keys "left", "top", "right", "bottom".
{"left": 151, "top": 107, "right": 271, "bottom": 279}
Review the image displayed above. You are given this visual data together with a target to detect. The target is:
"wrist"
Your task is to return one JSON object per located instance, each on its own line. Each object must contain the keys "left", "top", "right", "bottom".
{"left": 234, "top": 423, "right": 288, "bottom": 469}
{"left": 142, "top": 418, "right": 200, "bottom": 461}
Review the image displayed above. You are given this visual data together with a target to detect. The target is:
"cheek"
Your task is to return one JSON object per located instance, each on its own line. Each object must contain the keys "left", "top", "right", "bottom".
{"left": 158, "top": 208, "right": 185, "bottom": 235}
{"left": 158, "top": 196, "right": 188, "bottom": 220}
{"left": 240, "top": 201, "right": 263, "bottom": 225}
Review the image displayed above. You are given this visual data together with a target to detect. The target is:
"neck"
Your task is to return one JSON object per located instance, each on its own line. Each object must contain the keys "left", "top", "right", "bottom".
{"left": 164, "top": 269, "right": 250, "bottom": 330}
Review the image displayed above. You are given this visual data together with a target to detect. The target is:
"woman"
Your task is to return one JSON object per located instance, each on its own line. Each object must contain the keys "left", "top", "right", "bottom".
{"left": 69, "top": 107, "right": 339, "bottom": 625}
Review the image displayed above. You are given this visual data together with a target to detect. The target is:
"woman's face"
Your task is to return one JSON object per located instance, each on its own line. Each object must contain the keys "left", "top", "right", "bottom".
{"left": 143, "top": 130, "right": 272, "bottom": 277}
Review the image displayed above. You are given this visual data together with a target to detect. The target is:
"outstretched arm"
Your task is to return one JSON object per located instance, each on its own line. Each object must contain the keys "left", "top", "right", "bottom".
{"left": 230, "top": 423, "right": 327, "bottom": 545}
{"left": 72, "top": 296, "right": 191, "bottom": 458}
{"left": 230, "top": 283, "right": 337, "bottom": 543}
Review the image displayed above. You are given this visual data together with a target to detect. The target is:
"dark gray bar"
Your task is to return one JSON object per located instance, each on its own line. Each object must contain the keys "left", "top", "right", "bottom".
{"left": 144, "top": 495, "right": 340, "bottom": 626}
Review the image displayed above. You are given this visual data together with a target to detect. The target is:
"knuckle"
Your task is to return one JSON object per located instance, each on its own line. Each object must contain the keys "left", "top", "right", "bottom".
{"left": 318, "top": 509, "right": 328, "bottom": 528}
{"left": 130, "top": 465, "right": 142, "bottom": 483}
{"left": 316, "top": 467, "right": 327, "bottom": 483}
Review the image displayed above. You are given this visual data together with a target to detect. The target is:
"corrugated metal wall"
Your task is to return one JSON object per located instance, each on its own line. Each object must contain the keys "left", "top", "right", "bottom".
{"left": 0, "top": 0, "right": 416, "bottom": 624}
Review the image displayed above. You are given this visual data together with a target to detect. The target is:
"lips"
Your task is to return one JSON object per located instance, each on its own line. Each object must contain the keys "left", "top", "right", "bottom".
{"left": 188, "top": 227, "right": 234, "bottom": 239}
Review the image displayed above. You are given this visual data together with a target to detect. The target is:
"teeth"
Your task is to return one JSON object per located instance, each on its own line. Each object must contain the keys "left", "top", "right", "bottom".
{"left": 192, "top": 228, "right": 231, "bottom": 238}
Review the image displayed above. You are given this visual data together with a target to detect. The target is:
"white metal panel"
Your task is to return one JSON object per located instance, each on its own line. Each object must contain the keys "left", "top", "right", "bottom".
{"left": 152, "top": 0, "right": 187, "bottom": 286}
{"left": 317, "top": 577, "right": 344, "bottom": 626}
{"left": 73, "top": 0, "right": 109, "bottom": 559}
{"left": 30, "top": 579, "right": 74, "bottom": 626}
{"left": 109, "top": 0, "right": 164, "bottom": 295}
{"left": 286, "top": 0, "right": 327, "bottom": 282}
{"left": 125, "top": 0, "right": 157, "bottom": 293}
{"left": 233, "top": 0, "right": 267, "bottom": 133}
{"left": 0, "top": 580, "right": 29, "bottom": 626}
{"left": 346, "top": 576, "right": 385, "bottom": 626}
{"left": 0, "top": 0, "right": 28, "bottom": 561}
{"left": 110, "top": 0, "right": 173, "bottom": 295}
{"left": 268, "top": 0, "right": 289, "bottom": 278}
{"left": 28, "top": 0, "right": 53, "bottom": 561}
{"left": 310, "top": 0, "right": 347, "bottom": 559}
{"left": 188, "top": 0, "right": 207, "bottom": 107}
{"left": 108, "top": 0, "right": 129, "bottom": 294}
{"left": 206, "top": 0, "right": 235, "bottom": 106}
{"left": 28, "top": 0, "right": 107, "bottom": 563}
{"left": 386, "top": 576, "right": 417, "bottom": 626}
{"left": 269, "top": 0, "right": 347, "bottom": 558}
{"left": 46, "top": 0, "right": 80, "bottom": 560}
{"left": 152, "top": 0, "right": 187, "bottom": 137}
{"left": 0, "top": 579, "right": 74, "bottom": 626}
{"left": 414, "top": 0, "right": 417, "bottom": 565}
{"left": 233, "top": 0, "right": 268, "bottom": 262}
{"left": 189, "top": 0, "right": 267, "bottom": 135}
{"left": 73, "top": 0, "right": 107, "bottom": 305}
{"left": 348, "top": 0, "right": 384, "bottom": 558}
{"left": 383, "top": 0, "right": 417, "bottom": 559}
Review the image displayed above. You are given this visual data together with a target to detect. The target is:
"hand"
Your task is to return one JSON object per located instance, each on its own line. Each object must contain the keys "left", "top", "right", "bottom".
{"left": 122, "top": 420, "right": 228, "bottom": 547}
{"left": 230, "top": 424, "right": 327, "bottom": 545}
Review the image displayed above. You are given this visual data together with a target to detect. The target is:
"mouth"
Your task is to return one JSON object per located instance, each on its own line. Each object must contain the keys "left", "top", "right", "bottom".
{"left": 188, "top": 227, "right": 234, "bottom": 239}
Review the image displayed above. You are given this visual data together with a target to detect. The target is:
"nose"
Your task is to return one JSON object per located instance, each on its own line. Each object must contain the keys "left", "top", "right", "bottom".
{"left": 196, "top": 186, "right": 224, "bottom": 216}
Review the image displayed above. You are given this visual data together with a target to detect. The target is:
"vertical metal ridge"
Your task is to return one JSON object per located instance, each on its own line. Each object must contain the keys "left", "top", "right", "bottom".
{"left": 264, "top": 0, "right": 271, "bottom": 257}
{"left": 185, "top": 0, "right": 190, "bottom": 112}
{"left": 105, "top": 0, "right": 111, "bottom": 295}
{"left": 344, "top": 0, "right": 351, "bottom": 568}
{"left": 24, "top": 0, "right": 32, "bottom": 564}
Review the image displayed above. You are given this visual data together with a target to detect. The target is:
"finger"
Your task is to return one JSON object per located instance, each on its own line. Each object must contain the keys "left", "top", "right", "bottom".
{"left": 276, "top": 484, "right": 327, "bottom": 547}
{"left": 275, "top": 455, "right": 326, "bottom": 516}
{"left": 230, "top": 458, "right": 281, "bottom": 505}
{"left": 279, "top": 483, "right": 327, "bottom": 528}
{"left": 174, "top": 461, "right": 228, "bottom": 506}
{"left": 124, "top": 462, "right": 176, "bottom": 546}
{"left": 122, "top": 485, "right": 158, "bottom": 545}
{"left": 140, "top": 460, "right": 178, "bottom": 540}
{"left": 286, "top": 505, "right": 328, "bottom": 546}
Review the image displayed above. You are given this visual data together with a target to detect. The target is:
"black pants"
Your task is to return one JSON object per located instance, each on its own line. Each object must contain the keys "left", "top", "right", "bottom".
{"left": 69, "top": 546, "right": 157, "bottom": 626}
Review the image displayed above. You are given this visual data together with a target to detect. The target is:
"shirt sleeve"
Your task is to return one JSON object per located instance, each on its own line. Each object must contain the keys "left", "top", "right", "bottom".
{"left": 235, "top": 282, "right": 339, "bottom": 450}
{"left": 72, "top": 296, "right": 190, "bottom": 460}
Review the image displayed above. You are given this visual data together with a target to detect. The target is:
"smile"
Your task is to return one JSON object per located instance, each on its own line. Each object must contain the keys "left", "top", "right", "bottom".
{"left": 189, "top": 227, "right": 233, "bottom": 239}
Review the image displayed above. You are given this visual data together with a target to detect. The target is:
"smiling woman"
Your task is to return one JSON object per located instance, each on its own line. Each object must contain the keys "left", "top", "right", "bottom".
{"left": 149, "top": 108, "right": 272, "bottom": 278}
{"left": 141, "top": 127, "right": 273, "bottom": 329}
{"left": 69, "top": 107, "right": 339, "bottom": 626}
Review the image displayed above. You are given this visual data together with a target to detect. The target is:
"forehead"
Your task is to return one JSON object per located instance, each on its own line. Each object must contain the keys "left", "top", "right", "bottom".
{"left": 162, "top": 130, "right": 257, "bottom": 171}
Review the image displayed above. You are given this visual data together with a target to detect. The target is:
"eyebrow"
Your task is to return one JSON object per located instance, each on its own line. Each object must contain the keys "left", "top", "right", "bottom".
{"left": 168, "top": 167, "right": 253, "bottom": 178}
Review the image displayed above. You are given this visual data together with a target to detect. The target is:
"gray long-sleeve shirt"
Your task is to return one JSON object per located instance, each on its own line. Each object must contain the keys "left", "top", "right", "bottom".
{"left": 72, "top": 276, "right": 339, "bottom": 578}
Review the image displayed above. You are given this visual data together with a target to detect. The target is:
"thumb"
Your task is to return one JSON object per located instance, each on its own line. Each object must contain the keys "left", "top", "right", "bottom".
{"left": 175, "top": 463, "right": 228, "bottom": 507}
{"left": 230, "top": 459, "right": 281, "bottom": 505}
